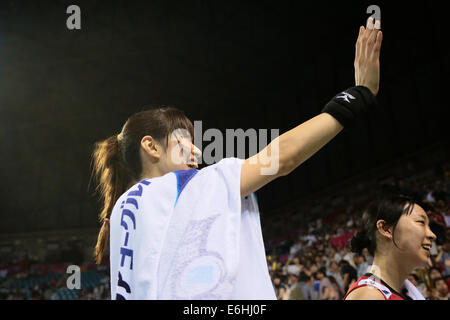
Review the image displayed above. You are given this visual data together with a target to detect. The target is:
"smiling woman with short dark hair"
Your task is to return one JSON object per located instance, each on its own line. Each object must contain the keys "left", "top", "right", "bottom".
{"left": 344, "top": 195, "right": 437, "bottom": 300}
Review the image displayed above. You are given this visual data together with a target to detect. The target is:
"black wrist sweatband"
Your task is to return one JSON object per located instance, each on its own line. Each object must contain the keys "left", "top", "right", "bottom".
{"left": 321, "top": 86, "right": 378, "bottom": 128}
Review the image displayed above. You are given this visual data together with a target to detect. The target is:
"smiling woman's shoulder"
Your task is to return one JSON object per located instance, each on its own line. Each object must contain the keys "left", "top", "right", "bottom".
{"left": 345, "top": 286, "right": 386, "bottom": 300}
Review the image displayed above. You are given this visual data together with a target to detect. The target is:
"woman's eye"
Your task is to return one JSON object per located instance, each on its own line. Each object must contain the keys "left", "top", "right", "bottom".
{"left": 417, "top": 221, "right": 425, "bottom": 225}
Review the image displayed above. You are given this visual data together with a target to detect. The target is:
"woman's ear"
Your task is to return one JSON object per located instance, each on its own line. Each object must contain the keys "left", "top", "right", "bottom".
{"left": 140, "top": 135, "right": 161, "bottom": 160}
{"left": 376, "top": 220, "right": 393, "bottom": 240}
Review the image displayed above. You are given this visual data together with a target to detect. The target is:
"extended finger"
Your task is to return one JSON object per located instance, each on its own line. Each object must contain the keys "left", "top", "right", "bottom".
{"left": 374, "top": 19, "right": 381, "bottom": 30}
{"left": 366, "top": 19, "right": 379, "bottom": 44}
{"left": 370, "top": 30, "right": 383, "bottom": 60}
{"left": 360, "top": 17, "right": 375, "bottom": 56}
{"left": 357, "top": 25, "right": 365, "bottom": 42}
{"left": 366, "top": 16, "right": 374, "bottom": 29}
{"left": 361, "top": 17, "right": 373, "bottom": 42}
{"left": 355, "top": 26, "right": 364, "bottom": 60}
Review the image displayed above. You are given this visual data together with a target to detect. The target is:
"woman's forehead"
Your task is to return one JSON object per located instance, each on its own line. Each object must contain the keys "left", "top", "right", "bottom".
{"left": 410, "top": 204, "right": 428, "bottom": 219}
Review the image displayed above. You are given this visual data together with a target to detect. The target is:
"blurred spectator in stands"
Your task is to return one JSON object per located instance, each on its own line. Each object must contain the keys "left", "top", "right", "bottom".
{"left": 93, "top": 287, "right": 102, "bottom": 300}
{"left": 42, "top": 283, "right": 52, "bottom": 300}
{"left": 342, "top": 246, "right": 356, "bottom": 269}
{"left": 346, "top": 217, "right": 354, "bottom": 229}
{"left": 272, "top": 274, "right": 287, "bottom": 300}
{"left": 285, "top": 273, "right": 304, "bottom": 300}
{"left": 301, "top": 263, "right": 311, "bottom": 278}
{"left": 433, "top": 278, "right": 450, "bottom": 300}
{"left": 424, "top": 277, "right": 450, "bottom": 300}
{"left": 436, "top": 240, "right": 450, "bottom": 276}
{"left": 285, "top": 257, "right": 302, "bottom": 276}
{"left": 423, "top": 202, "right": 448, "bottom": 246}
{"left": 361, "top": 247, "right": 374, "bottom": 265}
{"left": 328, "top": 275, "right": 343, "bottom": 300}
{"left": 425, "top": 185, "right": 436, "bottom": 203}
{"left": 315, "top": 254, "right": 326, "bottom": 269}
{"left": 303, "top": 234, "right": 317, "bottom": 246}
{"left": 429, "top": 267, "right": 443, "bottom": 283}
{"left": 315, "top": 267, "right": 339, "bottom": 300}
{"left": 328, "top": 246, "right": 342, "bottom": 265}
{"left": 339, "top": 259, "right": 357, "bottom": 294}
{"left": 327, "top": 260, "right": 344, "bottom": 296}
{"left": 298, "top": 271, "right": 318, "bottom": 300}
{"left": 353, "top": 253, "right": 369, "bottom": 279}
{"left": 407, "top": 272, "right": 425, "bottom": 292}
{"left": 0, "top": 268, "right": 8, "bottom": 280}
{"left": 310, "top": 263, "right": 318, "bottom": 275}
{"left": 290, "top": 240, "right": 302, "bottom": 257}
{"left": 316, "top": 242, "right": 325, "bottom": 254}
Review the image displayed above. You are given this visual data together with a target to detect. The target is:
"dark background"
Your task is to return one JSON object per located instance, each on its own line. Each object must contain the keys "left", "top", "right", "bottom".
{"left": 0, "top": 0, "right": 448, "bottom": 235}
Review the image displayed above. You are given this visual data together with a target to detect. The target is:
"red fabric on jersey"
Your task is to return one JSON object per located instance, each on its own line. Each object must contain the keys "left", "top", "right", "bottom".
{"left": 344, "top": 273, "right": 408, "bottom": 300}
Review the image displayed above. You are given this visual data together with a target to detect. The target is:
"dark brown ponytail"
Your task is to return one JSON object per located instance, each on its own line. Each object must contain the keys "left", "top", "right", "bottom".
{"left": 91, "top": 134, "right": 131, "bottom": 264}
{"left": 90, "top": 107, "right": 194, "bottom": 265}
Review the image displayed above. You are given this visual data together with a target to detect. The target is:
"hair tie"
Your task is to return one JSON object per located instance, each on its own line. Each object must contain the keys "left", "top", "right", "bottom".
{"left": 117, "top": 134, "right": 121, "bottom": 142}
{"left": 104, "top": 218, "right": 110, "bottom": 223}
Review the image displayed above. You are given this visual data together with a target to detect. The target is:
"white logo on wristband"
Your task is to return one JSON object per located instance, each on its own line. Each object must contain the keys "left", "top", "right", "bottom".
{"left": 336, "top": 92, "right": 356, "bottom": 103}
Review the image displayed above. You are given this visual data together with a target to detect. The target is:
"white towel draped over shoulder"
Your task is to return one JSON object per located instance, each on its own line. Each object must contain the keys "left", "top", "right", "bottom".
{"left": 403, "top": 279, "right": 425, "bottom": 300}
{"left": 109, "top": 157, "right": 276, "bottom": 300}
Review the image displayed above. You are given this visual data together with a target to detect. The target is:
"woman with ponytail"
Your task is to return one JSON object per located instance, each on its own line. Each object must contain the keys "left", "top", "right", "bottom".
{"left": 91, "top": 17, "right": 383, "bottom": 300}
{"left": 91, "top": 108, "right": 198, "bottom": 266}
{"left": 344, "top": 195, "right": 437, "bottom": 300}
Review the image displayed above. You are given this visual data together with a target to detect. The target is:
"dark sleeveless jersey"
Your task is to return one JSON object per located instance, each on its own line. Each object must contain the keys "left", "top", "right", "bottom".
{"left": 344, "top": 273, "right": 412, "bottom": 300}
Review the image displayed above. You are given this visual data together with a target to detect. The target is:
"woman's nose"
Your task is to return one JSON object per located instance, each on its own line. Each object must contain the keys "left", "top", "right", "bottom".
{"left": 427, "top": 228, "right": 437, "bottom": 241}
{"left": 192, "top": 144, "right": 202, "bottom": 158}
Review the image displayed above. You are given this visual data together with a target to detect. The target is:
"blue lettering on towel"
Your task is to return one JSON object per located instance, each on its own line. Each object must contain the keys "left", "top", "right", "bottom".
{"left": 116, "top": 179, "right": 151, "bottom": 300}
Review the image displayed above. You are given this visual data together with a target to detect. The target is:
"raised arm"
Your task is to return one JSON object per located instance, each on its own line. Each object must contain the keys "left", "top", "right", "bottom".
{"left": 241, "top": 17, "right": 382, "bottom": 197}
